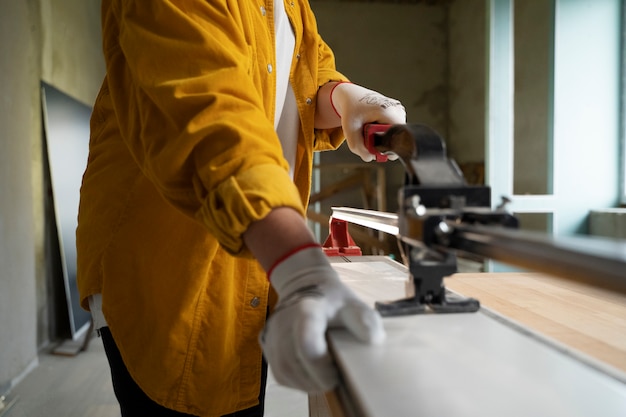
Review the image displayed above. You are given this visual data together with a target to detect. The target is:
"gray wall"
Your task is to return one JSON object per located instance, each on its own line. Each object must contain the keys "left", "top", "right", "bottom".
{"left": 0, "top": 0, "right": 40, "bottom": 396}
{"left": 0, "top": 0, "right": 104, "bottom": 394}
{"left": 513, "top": 0, "right": 552, "bottom": 196}
{"left": 448, "top": 0, "right": 487, "bottom": 164}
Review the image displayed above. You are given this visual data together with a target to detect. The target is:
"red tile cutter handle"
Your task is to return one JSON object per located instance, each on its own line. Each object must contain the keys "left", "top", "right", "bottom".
{"left": 363, "top": 123, "right": 392, "bottom": 162}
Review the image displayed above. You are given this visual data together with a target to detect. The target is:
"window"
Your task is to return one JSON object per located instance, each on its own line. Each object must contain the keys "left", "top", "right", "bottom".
{"left": 487, "top": 0, "right": 623, "bottom": 237}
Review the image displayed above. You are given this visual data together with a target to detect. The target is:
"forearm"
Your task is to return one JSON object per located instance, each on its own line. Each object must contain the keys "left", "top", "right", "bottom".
{"left": 243, "top": 207, "right": 317, "bottom": 272}
{"left": 314, "top": 81, "right": 343, "bottom": 129}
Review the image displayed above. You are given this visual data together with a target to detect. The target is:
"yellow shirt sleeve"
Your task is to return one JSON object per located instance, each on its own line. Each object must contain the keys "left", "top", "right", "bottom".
{"left": 107, "top": 0, "right": 304, "bottom": 254}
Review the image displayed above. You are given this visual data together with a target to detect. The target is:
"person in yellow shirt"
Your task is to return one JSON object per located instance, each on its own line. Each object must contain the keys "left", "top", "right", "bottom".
{"left": 77, "top": 1, "right": 406, "bottom": 416}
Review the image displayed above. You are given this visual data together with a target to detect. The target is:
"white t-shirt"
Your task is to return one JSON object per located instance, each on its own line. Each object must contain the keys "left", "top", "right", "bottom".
{"left": 274, "top": 0, "right": 299, "bottom": 179}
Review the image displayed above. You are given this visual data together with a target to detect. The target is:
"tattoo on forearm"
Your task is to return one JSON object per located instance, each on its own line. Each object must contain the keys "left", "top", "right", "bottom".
{"left": 359, "top": 93, "right": 403, "bottom": 109}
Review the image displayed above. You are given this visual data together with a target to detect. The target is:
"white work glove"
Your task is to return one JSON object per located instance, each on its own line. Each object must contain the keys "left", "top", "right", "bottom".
{"left": 331, "top": 82, "right": 406, "bottom": 162}
{"left": 260, "top": 244, "right": 385, "bottom": 393}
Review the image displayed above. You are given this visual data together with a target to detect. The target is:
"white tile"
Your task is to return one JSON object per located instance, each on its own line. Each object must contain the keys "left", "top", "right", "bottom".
{"left": 264, "top": 367, "right": 309, "bottom": 417}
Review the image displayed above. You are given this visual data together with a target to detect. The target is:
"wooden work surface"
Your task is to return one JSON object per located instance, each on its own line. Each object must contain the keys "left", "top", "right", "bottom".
{"left": 445, "top": 271, "right": 626, "bottom": 375}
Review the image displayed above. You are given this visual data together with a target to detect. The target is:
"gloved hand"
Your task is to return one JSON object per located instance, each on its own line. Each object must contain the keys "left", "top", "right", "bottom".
{"left": 260, "top": 244, "right": 385, "bottom": 393}
{"left": 330, "top": 82, "right": 406, "bottom": 162}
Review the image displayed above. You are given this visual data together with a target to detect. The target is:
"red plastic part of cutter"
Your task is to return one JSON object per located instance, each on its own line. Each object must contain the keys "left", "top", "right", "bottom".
{"left": 322, "top": 217, "right": 362, "bottom": 256}
{"left": 363, "top": 123, "right": 392, "bottom": 162}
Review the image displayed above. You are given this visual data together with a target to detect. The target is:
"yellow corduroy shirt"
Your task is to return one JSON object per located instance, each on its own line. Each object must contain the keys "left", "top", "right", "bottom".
{"left": 76, "top": 1, "right": 347, "bottom": 415}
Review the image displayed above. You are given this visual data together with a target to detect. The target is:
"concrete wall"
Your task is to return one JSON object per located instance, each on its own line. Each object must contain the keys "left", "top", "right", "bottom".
{"left": 0, "top": 0, "right": 41, "bottom": 395}
{"left": 448, "top": 0, "right": 487, "bottom": 164}
{"left": 40, "top": 0, "right": 104, "bottom": 103}
{"left": 513, "top": 0, "right": 552, "bottom": 195}
{"left": 590, "top": 209, "right": 626, "bottom": 239}
{"left": 0, "top": 0, "right": 104, "bottom": 395}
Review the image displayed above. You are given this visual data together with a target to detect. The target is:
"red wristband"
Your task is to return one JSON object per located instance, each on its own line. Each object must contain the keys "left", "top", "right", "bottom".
{"left": 266, "top": 243, "right": 322, "bottom": 280}
{"left": 329, "top": 81, "right": 350, "bottom": 119}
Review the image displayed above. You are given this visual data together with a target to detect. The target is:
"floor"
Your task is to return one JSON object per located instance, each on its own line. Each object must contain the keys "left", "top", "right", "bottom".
{"left": 2, "top": 333, "right": 309, "bottom": 417}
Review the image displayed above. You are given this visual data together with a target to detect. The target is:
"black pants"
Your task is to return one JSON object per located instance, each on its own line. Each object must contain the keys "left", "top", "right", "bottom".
{"left": 100, "top": 327, "right": 268, "bottom": 417}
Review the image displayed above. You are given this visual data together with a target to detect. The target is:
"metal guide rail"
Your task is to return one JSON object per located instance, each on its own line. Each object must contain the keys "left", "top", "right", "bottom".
{"left": 331, "top": 206, "right": 626, "bottom": 297}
